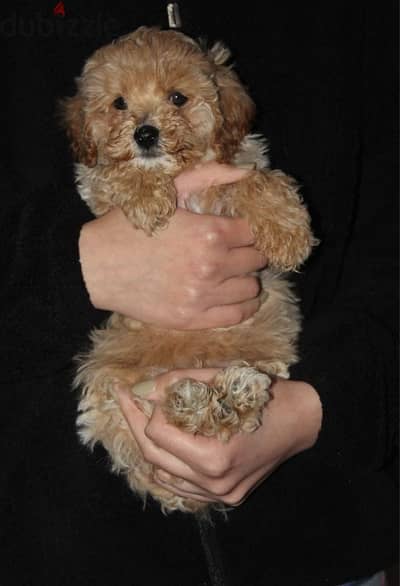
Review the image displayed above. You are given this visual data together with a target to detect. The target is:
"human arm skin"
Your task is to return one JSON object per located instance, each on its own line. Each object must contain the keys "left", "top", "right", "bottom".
{"left": 115, "top": 371, "right": 322, "bottom": 505}
{"left": 80, "top": 161, "right": 321, "bottom": 503}
{"left": 78, "top": 163, "right": 266, "bottom": 330}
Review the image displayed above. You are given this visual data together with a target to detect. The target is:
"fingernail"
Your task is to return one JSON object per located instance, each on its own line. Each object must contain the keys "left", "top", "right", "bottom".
{"left": 131, "top": 379, "right": 155, "bottom": 398}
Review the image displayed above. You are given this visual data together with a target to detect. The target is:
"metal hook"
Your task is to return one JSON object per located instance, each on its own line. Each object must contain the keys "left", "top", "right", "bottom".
{"left": 167, "top": 3, "right": 182, "bottom": 29}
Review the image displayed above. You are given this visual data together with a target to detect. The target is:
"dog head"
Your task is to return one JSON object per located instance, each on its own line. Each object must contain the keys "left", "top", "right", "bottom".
{"left": 61, "top": 27, "right": 255, "bottom": 173}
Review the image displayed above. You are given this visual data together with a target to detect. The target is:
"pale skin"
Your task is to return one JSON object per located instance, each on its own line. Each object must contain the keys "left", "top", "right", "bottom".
{"left": 116, "top": 372, "right": 322, "bottom": 505}
{"left": 79, "top": 164, "right": 264, "bottom": 330}
{"left": 79, "top": 162, "right": 322, "bottom": 505}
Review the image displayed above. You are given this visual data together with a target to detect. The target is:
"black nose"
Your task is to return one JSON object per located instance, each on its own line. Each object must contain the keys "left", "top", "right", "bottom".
{"left": 134, "top": 125, "right": 159, "bottom": 150}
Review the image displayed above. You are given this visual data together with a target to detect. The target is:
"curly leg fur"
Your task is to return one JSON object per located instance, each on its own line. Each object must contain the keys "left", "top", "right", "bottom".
{"left": 196, "top": 169, "right": 317, "bottom": 270}
{"left": 119, "top": 172, "right": 177, "bottom": 235}
{"left": 163, "top": 365, "right": 272, "bottom": 442}
{"left": 80, "top": 165, "right": 177, "bottom": 234}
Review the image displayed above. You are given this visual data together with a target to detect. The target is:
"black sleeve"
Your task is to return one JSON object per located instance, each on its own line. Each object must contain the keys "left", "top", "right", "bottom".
{"left": 0, "top": 175, "right": 108, "bottom": 382}
{"left": 0, "top": 26, "right": 110, "bottom": 383}
{"left": 290, "top": 4, "right": 398, "bottom": 475}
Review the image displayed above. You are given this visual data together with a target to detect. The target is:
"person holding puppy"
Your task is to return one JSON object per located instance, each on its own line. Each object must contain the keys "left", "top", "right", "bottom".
{"left": 1, "top": 2, "right": 397, "bottom": 586}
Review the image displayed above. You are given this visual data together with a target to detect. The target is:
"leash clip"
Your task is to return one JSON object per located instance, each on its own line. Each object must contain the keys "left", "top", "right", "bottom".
{"left": 167, "top": 3, "right": 182, "bottom": 29}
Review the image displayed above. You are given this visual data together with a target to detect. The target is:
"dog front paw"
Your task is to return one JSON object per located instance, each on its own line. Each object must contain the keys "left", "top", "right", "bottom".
{"left": 118, "top": 174, "right": 177, "bottom": 235}
{"left": 163, "top": 366, "right": 271, "bottom": 441}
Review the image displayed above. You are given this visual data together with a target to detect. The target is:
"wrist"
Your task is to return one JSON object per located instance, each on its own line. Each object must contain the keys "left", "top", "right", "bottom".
{"left": 78, "top": 211, "right": 125, "bottom": 310}
{"left": 79, "top": 221, "right": 103, "bottom": 309}
{"left": 269, "top": 379, "right": 322, "bottom": 456}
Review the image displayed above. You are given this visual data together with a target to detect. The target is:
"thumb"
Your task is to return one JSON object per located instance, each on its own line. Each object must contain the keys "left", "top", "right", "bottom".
{"left": 135, "top": 369, "right": 222, "bottom": 402}
{"left": 174, "top": 162, "right": 250, "bottom": 207}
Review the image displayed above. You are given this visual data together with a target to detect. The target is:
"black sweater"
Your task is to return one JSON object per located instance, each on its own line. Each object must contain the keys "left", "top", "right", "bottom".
{"left": 0, "top": 2, "right": 398, "bottom": 585}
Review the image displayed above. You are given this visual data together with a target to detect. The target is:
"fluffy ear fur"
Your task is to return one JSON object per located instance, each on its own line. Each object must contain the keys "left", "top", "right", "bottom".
{"left": 208, "top": 42, "right": 255, "bottom": 160}
{"left": 59, "top": 95, "right": 98, "bottom": 168}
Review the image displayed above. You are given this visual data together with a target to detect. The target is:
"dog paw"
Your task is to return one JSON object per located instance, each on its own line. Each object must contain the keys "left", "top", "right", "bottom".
{"left": 163, "top": 366, "right": 272, "bottom": 441}
{"left": 255, "top": 359, "right": 290, "bottom": 379}
{"left": 215, "top": 366, "right": 271, "bottom": 435}
{"left": 163, "top": 378, "right": 217, "bottom": 434}
{"left": 123, "top": 190, "right": 176, "bottom": 234}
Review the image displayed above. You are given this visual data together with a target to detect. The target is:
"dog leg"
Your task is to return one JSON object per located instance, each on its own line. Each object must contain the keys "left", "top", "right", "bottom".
{"left": 255, "top": 359, "right": 290, "bottom": 379}
{"left": 199, "top": 169, "right": 317, "bottom": 271}
{"left": 163, "top": 365, "right": 272, "bottom": 442}
{"left": 114, "top": 172, "right": 177, "bottom": 235}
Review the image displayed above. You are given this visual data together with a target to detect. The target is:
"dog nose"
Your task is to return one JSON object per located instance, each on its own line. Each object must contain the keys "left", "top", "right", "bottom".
{"left": 134, "top": 125, "right": 159, "bottom": 150}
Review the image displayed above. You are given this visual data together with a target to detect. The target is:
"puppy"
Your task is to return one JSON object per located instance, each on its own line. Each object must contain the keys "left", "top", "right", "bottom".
{"left": 62, "top": 27, "right": 315, "bottom": 513}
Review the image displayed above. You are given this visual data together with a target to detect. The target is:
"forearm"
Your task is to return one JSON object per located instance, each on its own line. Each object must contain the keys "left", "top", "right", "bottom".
{"left": 0, "top": 183, "right": 107, "bottom": 382}
{"left": 115, "top": 372, "right": 322, "bottom": 507}
{"left": 291, "top": 304, "right": 398, "bottom": 475}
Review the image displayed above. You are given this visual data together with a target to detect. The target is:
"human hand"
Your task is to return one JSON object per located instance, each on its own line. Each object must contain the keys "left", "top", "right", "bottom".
{"left": 115, "top": 370, "right": 322, "bottom": 505}
{"left": 79, "top": 163, "right": 266, "bottom": 329}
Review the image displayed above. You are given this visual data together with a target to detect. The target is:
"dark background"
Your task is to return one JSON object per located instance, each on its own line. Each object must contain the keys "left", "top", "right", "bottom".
{"left": 0, "top": 2, "right": 397, "bottom": 585}
{"left": 2, "top": 0, "right": 396, "bottom": 217}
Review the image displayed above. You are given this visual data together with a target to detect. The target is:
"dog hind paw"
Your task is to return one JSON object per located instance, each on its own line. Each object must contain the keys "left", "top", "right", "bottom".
{"left": 163, "top": 366, "right": 272, "bottom": 441}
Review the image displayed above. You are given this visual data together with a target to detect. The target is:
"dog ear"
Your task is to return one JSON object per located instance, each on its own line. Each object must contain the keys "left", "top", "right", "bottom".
{"left": 59, "top": 94, "right": 98, "bottom": 168}
{"left": 208, "top": 42, "right": 255, "bottom": 159}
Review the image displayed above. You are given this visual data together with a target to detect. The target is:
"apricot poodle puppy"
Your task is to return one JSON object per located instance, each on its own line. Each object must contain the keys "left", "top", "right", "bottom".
{"left": 62, "top": 26, "right": 316, "bottom": 513}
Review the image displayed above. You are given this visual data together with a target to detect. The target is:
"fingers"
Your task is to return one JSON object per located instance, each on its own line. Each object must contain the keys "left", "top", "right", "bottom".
{"left": 154, "top": 458, "right": 273, "bottom": 507}
{"left": 221, "top": 246, "right": 267, "bottom": 277}
{"left": 150, "top": 427, "right": 274, "bottom": 506}
{"left": 115, "top": 380, "right": 272, "bottom": 506}
{"left": 154, "top": 471, "right": 216, "bottom": 502}
{"left": 154, "top": 469, "right": 248, "bottom": 505}
{"left": 114, "top": 376, "right": 309, "bottom": 507}
{"left": 175, "top": 162, "right": 250, "bottom": 204}
{"left": 116, "top": 387, "right": 198, "bottom": 478}
{"left": 212, "top": 276, "right": 261, "bottom": 307}
{"left": 199, "top": 298, "right": 261, "bottom": 329}
{"left": 118, "top": 380, "right": 228, "bottom": 480}
{"left": 145, "top": 406, "right": 229, "bottom": 475}
{"left": 217, "top": 216, "right": 257, "bottom": 249}
{"left": 116, "top": 381, "right": 225, "bottom": 500}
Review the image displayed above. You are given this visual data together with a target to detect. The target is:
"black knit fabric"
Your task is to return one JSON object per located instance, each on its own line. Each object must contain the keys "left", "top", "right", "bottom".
{"left": 0, "top": 2, "right": 398, "bottom": 585}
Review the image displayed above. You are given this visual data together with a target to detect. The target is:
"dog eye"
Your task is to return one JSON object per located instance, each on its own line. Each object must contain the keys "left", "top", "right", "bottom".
{"left": 169, "top": 91, "right": 188, "bottom": 107}
{"left": 113, "top": 96, "right": 128, "bottom": 110}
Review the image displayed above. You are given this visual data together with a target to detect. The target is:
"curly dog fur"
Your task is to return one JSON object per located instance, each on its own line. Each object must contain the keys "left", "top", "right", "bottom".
{"left": 61, "top": 27, "right": 316, "bottom": 513}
